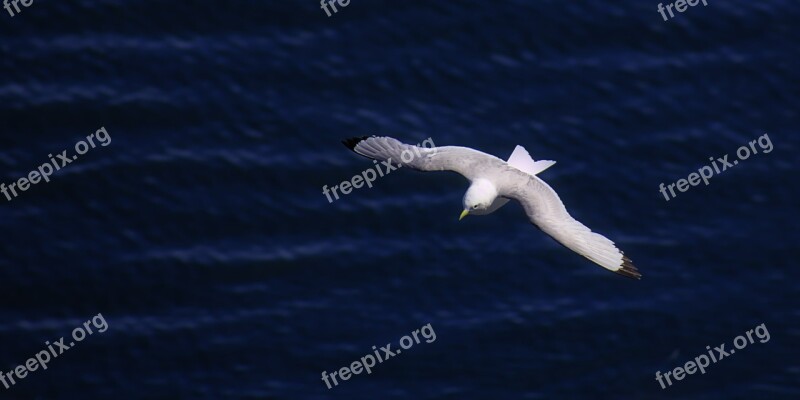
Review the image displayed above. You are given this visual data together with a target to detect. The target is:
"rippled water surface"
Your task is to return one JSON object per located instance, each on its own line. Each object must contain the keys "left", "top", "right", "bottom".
{"left": 0, "top": 1, "right": 798, "bottom": 399}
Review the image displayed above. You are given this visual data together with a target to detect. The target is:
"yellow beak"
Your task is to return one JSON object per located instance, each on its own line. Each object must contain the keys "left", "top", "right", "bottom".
{"left": 459, "top": 209, "right": 469, "bottom": 221}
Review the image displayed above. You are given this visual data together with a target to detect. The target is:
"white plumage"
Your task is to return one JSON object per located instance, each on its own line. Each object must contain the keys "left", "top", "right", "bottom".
{"left": 343, "top": 136, "right": 641, "bottom": 279}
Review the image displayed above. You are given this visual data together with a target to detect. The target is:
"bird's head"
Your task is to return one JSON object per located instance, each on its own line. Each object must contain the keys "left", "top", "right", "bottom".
{"left": 460, "top": 179, "right": 498, "bottom": 220}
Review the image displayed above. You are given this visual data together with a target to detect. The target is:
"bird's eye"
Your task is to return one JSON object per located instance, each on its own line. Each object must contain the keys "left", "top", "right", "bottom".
{"left": 472, "top": 205, "right": 478, "bottom": 209}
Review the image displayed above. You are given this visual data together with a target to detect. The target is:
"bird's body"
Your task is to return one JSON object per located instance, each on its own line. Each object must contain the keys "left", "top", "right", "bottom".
{"left": 342, "top": 136, "right": 641, "bottom": 279}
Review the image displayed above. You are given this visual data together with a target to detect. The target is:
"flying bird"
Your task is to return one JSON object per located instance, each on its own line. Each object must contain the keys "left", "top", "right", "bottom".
{"left": 342, "top": 136, "right": 641, "bottom": 279}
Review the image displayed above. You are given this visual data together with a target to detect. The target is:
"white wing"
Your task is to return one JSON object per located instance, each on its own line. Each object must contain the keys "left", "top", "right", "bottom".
{"left": 343, "top": 136, "right": 503, "bottom": 181}
{"left": 501, "top": 172, "right": 641, "bottom": 279}
{"left": 344, "top": 136, "right": 640, "bottom": 279}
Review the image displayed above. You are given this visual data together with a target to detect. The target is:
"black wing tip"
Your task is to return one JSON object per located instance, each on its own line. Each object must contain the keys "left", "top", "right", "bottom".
{"left": 615, "top": 255, "right": 642, "bottom": 280}
{"left": 341, "top": 136, "right": 371, "bottom": 152}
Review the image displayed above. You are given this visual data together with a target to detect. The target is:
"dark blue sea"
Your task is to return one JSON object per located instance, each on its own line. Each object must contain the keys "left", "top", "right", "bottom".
{"left": 1, "top": 0, "right": 798, "bottom": 399}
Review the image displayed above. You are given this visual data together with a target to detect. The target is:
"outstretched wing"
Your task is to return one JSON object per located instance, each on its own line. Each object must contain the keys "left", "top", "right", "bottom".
{"left": 501, "top": 172, "right": 641, "bottom": 279}
{"left": 342, "top": 136, "right": 501, "bottom": 181}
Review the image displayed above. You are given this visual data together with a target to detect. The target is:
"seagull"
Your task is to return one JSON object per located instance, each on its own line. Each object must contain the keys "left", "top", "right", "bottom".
{"left": 342, "top": 136, "right": 641, "bottom": 279}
